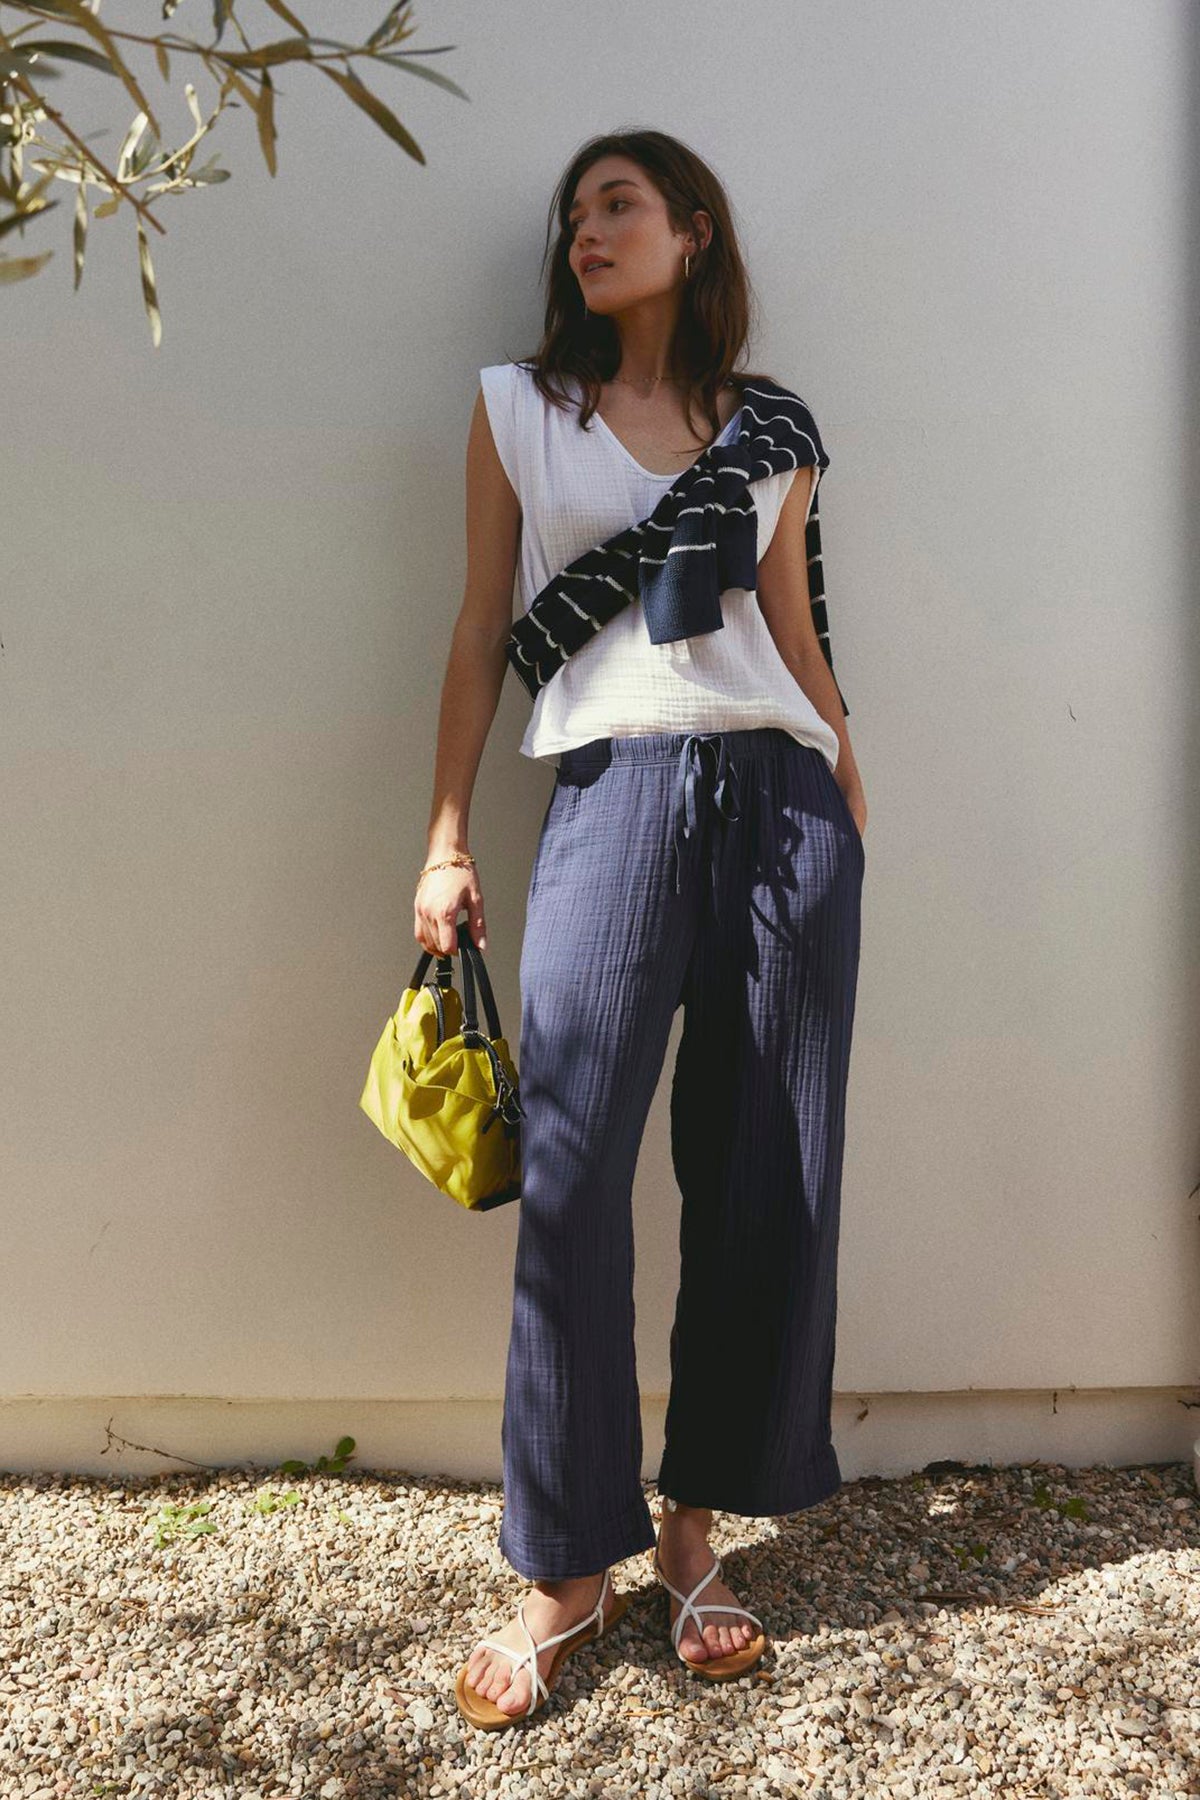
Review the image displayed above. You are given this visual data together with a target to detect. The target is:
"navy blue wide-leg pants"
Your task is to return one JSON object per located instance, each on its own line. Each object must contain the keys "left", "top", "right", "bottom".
{"left": 498, "top": 727, "right": 864, "bottom": 1580}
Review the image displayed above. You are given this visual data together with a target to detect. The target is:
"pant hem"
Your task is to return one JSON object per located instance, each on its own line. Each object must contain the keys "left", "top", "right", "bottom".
{"left": 497, "top": 1495, "right": 658, "bottom": 1581}
{"left": 656, "top": 1443, "right": 842, "bottom": 1518}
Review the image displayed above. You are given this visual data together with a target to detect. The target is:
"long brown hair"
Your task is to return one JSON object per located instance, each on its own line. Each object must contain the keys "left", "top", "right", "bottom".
{"left": 509, "top": 130, "right": 781, "bottom": 446}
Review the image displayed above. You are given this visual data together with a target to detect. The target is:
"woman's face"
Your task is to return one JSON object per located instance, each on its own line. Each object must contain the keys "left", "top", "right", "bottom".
{"left": 566, "top": 154, "right": 699, "bottom": 315}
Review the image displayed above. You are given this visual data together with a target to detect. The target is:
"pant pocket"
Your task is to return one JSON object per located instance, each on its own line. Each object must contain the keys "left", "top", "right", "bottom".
{"left": 824, "top": 761, "right": 865, "bottom": 867}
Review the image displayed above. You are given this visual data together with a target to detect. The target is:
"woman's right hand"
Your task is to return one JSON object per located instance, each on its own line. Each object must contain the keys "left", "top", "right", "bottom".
{"left": 414, "top": 863, "right": 487, "bottom": 958}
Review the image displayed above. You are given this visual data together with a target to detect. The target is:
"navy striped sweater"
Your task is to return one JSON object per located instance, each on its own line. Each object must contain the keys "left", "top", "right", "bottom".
{"left": 504, "top": 374, "right": 848, "bottom": 717}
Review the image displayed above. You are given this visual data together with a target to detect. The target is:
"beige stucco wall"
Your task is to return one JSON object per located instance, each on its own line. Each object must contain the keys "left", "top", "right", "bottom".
{"left": 3, "top": 0, "right": 1197, "bottom": 1479}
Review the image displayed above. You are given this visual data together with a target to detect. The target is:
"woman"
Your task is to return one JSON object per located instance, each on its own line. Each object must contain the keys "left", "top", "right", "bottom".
{"left": 416, "top": 130, "right": 867, "bottom": 1727}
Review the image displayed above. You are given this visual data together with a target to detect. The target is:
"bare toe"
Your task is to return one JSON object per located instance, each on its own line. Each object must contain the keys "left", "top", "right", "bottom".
{"left": 495, "top": 1675, "right": 528, "bottom": 1715}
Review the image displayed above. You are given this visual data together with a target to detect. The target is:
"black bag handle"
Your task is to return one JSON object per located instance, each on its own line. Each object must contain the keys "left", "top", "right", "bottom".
{"left": 406, "top": 921, "right": 525, "bottom": 1135}
{"left": 407, "top": 920, "right": 504, "bottom": 1044}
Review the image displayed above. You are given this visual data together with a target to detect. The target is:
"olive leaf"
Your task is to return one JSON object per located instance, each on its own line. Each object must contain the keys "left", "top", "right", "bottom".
{"left": 0, "top": 0, "right": 465, "bottom": 337}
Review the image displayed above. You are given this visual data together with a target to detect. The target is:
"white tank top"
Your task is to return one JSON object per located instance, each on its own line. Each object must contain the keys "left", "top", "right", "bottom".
{"left": 479, "top": 361, "right": 841, "bottom": 772}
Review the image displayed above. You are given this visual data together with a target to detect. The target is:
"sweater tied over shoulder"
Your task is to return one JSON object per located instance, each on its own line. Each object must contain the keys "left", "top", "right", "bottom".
{"left": 504, "top": 374, "right": 847, "bottom": 717}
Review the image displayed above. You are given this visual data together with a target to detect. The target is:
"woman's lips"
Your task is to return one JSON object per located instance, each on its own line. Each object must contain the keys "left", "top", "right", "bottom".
{"left": 583, "top": 262, "right": 613, "bottom": 276}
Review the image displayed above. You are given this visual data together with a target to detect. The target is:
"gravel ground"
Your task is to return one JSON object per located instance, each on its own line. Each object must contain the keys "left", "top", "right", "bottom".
{"left": 0, "top": 1456, "right": 1197, "bottom": 1799}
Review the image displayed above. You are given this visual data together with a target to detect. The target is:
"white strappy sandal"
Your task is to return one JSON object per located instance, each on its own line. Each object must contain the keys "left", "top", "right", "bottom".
{"left": 652, "top": 1499, "right": 768, "bottom": 1680}
{"left": 455, "top": 1567, "right": 629, "bottom": 1729}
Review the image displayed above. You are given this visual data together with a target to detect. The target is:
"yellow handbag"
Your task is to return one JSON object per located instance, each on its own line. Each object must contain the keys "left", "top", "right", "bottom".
{"left": 358, "top": 921, "right": 525, "bottom": 1212}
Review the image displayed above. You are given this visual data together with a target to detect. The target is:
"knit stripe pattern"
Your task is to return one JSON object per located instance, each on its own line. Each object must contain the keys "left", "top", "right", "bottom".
{"left": 504, "top": 375, "right": 848, "bottom": 716}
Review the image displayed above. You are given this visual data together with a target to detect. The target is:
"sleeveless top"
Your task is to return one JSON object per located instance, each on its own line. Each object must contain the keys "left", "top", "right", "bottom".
{"left": 478, "top": 362, "right": 842, "bottom": 771}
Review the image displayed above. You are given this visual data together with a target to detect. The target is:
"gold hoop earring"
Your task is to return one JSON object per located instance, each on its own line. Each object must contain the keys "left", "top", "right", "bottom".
{"left": 684, "top": 253, "right": 691, "bottom": 280}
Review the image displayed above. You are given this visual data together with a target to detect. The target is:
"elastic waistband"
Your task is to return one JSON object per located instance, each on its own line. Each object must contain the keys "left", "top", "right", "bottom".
{"left": 559, "top": 725, "right": 821, "bottom": 772}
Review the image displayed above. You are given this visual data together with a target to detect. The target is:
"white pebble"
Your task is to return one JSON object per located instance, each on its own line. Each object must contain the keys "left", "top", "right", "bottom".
{"left": 0, "top": 1462, "right": 1193, "bottom": 1795}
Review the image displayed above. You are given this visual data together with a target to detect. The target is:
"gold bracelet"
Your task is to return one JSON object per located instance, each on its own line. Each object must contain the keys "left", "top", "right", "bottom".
{"left": 419, "top": 852, "right": 476, "bottom": 879}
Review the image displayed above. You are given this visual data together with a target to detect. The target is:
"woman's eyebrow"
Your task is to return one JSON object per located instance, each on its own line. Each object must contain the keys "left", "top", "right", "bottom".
{"left": 568, "top": 179, "right": 641, "bottom": 220}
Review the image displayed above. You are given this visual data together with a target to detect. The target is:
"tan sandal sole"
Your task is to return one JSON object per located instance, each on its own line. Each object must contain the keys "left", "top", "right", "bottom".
{"left": 650, "top": 1546, "right": 769, "bottom": 1680}
{"left": 674, "top": 1624, "right": 768, "bottom": 1680}
{"left": 455, "top": 1591, "right": 630, "bottom": 1728}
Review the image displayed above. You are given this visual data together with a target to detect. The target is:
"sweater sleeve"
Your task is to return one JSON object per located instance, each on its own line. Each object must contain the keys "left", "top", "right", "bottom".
{"left": 479, "top": 363, "right": 520, "bottom": 503}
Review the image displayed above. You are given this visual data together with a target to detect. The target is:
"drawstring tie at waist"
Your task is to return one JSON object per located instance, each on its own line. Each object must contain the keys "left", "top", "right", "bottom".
{"left": 671, "top": 732, "right": 742, "bottom": 915}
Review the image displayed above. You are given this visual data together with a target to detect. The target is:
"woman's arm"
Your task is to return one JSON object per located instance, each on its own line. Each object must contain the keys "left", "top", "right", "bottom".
{"left": 415, "top": 389, "right": 522, "bottom": 955}
{"left": 756, "top": 467, "right": 867, "bottom": 836}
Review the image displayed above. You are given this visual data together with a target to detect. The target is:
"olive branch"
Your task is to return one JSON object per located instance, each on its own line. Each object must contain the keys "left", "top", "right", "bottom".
{"left": 0, "top": 0, "right": 467, "bottom": 341}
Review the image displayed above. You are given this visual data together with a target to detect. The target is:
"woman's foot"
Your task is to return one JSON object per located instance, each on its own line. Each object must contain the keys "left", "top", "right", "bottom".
{"left": 654, "top": 1499, "right": 757, "bottom": 1662}
{"left": 463, "top": 1571, "right": 616, "bottom": 1717}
